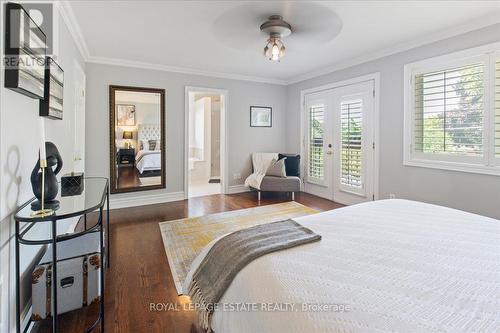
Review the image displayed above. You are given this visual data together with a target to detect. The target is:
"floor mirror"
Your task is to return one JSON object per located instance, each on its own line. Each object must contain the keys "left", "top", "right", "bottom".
{"left": 109, "top": 85, "right": 165, "bottom": 193}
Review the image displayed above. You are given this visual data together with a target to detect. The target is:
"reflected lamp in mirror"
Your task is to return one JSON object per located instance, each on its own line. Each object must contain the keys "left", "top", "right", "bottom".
{"left": 122, "top": 131, "right": 133, "bottom": 148}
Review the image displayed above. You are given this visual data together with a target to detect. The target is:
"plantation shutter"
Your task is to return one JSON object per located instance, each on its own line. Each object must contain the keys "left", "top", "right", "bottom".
{"left": 413, "top": 63, "right": 485, "bottom": 156}
{"left": 308, "top": 104, "right": 325, "bottom": 180}
{"left": 341, "top": 100, "right": 363, "bottom": 188}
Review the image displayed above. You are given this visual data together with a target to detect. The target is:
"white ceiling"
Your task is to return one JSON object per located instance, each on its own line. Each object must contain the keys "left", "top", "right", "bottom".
{"left": 68, "top": 1, "right": 500, "bottom": 84}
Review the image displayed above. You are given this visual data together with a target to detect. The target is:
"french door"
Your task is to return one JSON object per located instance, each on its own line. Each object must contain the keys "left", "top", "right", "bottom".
{"left": 304, "top": 80, "right": 375, "bottom": 205}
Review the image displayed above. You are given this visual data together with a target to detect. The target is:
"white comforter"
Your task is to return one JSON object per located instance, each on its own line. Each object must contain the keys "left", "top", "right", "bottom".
{"left": 186, "top": 200, "right": 500, "bottom": 333}
{"left": 135, "top": 149, "right": 161, "bottom": 174}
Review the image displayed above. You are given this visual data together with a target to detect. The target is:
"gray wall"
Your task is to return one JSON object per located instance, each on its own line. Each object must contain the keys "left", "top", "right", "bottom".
{"left": 85, "top": 64, "right": 287, "bottom": 199}
{"left": 0, "top": 9, "right": 86, "bottom": 332}
{"left": 286, "top": 24, "right": 500, "bottom": 219}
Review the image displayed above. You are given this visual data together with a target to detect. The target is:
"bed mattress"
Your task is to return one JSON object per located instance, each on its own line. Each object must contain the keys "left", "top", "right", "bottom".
{"left": 135, "top": 149, "right": 161, "bottom": 174}
{"left": 186, "top": 199, "right": 500, "bottom": 333}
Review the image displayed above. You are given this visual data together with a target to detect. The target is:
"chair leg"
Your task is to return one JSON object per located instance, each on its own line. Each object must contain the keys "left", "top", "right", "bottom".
{"left": 258, "top": 191, "right": 261, "bottom": 201}
{"left": 291, "top": 192, "right": 295, "bottom": 201}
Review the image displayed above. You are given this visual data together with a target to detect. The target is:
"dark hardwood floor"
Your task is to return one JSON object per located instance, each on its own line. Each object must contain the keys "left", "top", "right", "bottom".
{"left": 117, "top": 166, "right": 162, "bottom": 190}
{"left": 116, "top": 166, "right": 141, "bottom": 188}
{"left": 33, "top": 191, "right": 343, "bottom": 333}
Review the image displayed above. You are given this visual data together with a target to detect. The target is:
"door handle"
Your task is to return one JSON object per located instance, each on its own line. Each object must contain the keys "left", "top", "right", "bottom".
{"left": 326, "top": 151, "right": 333, "bottom": 155}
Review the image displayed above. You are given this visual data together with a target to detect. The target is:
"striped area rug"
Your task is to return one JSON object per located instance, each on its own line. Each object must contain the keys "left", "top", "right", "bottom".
{"left": 159, "top": 201, "right": 318, "bottom": 294}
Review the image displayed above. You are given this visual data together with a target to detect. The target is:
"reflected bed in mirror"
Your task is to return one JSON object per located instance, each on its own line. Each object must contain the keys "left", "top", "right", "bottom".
{"left": 109, "top": 85, "right": 165, "bottom": 193}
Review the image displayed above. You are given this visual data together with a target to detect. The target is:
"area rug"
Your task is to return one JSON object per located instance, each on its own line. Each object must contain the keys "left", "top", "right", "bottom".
{"left": 159, "top": 201, "right": 318, "bottom": 294}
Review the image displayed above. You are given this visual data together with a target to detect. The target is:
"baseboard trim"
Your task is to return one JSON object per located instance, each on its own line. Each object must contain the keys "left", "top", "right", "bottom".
{"left": 226, "top": 185, "right": 251, "bottom": 194}
{"left": 109, "top": 191, "right": 185, "bottom": 209}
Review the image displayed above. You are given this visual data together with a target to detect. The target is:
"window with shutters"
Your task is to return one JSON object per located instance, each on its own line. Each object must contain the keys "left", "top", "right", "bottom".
{"left": 341, "top": 100, "right": 363, "bottom": 188}
{"left": 308, "top": 104, "right": 325, "bottom": 180}
{"left": 404, "top": 45, "right": 500, "bottom": 175}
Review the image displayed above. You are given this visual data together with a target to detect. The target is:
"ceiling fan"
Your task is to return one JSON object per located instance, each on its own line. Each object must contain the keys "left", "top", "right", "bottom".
{"left": 260, "top": 15, "right": 292, "bottom": 62}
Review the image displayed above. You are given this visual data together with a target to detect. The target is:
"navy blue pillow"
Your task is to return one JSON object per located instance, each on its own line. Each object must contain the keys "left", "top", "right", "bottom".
{"left": 278, "top": 154, "right": 300, "bottom": 177}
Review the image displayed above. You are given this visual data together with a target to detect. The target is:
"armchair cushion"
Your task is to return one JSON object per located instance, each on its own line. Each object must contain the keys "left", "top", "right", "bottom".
{"left": 266, "top": 158, "right": 287, "bottom": 177}
{"left": 278, "top": 153, "right": 300, "bottom": 177}
{"left": 260, "top": 176, "right": 301, "bottom": 192}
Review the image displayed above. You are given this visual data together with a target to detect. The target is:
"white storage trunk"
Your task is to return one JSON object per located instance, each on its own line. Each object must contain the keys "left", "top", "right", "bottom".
{"left": 31, "top": 252, "right": 101, "bottom": 321}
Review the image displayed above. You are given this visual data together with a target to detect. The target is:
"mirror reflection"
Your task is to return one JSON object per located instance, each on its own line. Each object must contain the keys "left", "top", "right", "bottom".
{"left": 110, "top": 86, "right": 165, "bottom": 193}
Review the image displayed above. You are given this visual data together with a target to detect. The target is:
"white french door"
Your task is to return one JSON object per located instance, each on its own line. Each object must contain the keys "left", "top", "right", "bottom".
{"left": 303, "top": 91, "right": 334, "bottom": 199}
{"left": 303, "top": 80, "right": 375, "bottom": 205}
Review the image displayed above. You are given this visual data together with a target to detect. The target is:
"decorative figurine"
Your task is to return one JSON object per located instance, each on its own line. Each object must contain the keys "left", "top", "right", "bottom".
{"left": 30, "top": 141, "right": 63, "bottom": 212}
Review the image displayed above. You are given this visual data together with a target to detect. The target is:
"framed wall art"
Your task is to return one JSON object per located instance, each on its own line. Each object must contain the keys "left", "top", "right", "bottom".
{"left": 4, "top": 2, "right": 47, "bottom": 99}
{"left": 39, "top": 57, "right": 64, "bottom": 119}
{"left": 116, "top": 104, "right": 136, "bottom": 126}
{"left": 250, "top": 106, "right": 272, "bottom": 127}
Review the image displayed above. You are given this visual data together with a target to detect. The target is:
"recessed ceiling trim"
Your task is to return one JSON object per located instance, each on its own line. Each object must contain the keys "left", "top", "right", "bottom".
{"left": 286, "top": 12, "right": 500, "bottom": 84}
{"left": 86, "top": 56, "right": 288, "bottom": 85}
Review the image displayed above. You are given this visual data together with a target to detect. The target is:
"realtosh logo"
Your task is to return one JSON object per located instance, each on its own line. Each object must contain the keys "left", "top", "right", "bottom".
{"left": 5, "top": 2, "right": 54, "bottom": 55}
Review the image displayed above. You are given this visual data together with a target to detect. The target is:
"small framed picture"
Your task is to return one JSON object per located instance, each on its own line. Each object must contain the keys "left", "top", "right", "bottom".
{"left": 250, "top": 106, "right": 272, "bottom": 127}
{"left": 116, "top": 104, "right": 136, "bottom": 126}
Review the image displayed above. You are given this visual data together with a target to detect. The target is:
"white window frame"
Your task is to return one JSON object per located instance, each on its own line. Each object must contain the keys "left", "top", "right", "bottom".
{"left": 403, "top": 42, "right": 500, "bottom": 176}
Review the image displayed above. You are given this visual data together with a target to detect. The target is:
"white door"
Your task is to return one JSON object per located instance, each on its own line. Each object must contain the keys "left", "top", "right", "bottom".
{"left": 332, "top": 81, "right": 374, "bottom": 205}
{"left": 73, "top": 61, "right": 86, "bottom": 173}
{"left": 303, "top": 80, "right": 375, "bottom": 204}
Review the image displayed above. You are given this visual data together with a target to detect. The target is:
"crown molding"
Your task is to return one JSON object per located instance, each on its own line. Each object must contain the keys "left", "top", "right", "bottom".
{"left": 56, "top": 0, "right": 90, "bottom": 61}
{"left": 285, "top": 13, "right": 500, "bottom": 85}
{"left": 86, "top": 56, "right": 287, "bottom": 85}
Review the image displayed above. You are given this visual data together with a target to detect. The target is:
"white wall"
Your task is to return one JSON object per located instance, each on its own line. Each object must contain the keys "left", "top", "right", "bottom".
{"left": 84, "top": 63, "right": 287, "bottom": 201}
{"left": 0, "top": 7, "right": 86, "bottom": 332}
{"left": 286, "top": 23, "right": 500, "bottom": 219}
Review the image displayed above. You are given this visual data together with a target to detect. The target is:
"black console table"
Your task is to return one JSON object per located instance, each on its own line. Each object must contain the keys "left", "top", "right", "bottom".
{"left": 14, "top": 177, "right": 110, "bottom": 333}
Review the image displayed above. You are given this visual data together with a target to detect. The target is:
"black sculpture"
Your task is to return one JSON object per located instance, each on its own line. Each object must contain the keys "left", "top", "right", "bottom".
{"left": 31, "top": 142, "right": 63, "bottom": 210}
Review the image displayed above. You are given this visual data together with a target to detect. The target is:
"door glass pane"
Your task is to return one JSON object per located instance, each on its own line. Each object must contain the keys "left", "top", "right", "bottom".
{"left": 309, "top": 105, "right": 325, "bottom": 179}
{"left": 341, "top": 100, "right": 362, "bottom": 188}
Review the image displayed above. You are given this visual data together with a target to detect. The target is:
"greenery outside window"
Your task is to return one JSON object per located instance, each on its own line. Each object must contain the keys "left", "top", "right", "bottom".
{"left": 404, "top": 44, "right": 500, "bottom": 176}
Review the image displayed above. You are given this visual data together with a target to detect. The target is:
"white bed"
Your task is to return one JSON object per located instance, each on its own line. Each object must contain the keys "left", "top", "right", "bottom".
{"left": 185, "top": 199, "right": 500, "bottom": 333}
{"left": 135, "top": 149, "right": 161, "bottom": 174}
{"left": 136, "top": 124, "right": 162, "bottom": 174}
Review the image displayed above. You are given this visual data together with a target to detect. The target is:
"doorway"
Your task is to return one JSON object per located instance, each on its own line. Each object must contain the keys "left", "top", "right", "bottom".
{"left": 185, "top": 87, "right": 227, "bottom": 198}
{"left": 302, "top": 76, "right": 379, "bottom": 205}
{"left": 73, "top": 60, "right": 86, "bottom": 173}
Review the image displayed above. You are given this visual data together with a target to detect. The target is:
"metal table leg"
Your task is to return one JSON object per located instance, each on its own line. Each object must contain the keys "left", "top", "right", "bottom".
{"left": 51, "top": 219, "right": 58, "bottom": 333}
{"left": 15, "top": 222, "right": 20, "bottom": 333}
{"left": 106, "top": 186, "right": 110, "bottom": 268}
{"left": 99, "top": 207, "right": 105, "bottom": 332}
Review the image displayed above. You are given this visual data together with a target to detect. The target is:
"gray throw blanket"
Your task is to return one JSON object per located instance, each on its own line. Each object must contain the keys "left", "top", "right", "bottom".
{"left": 188, "top": 219, "right": 321, "bottom": 332}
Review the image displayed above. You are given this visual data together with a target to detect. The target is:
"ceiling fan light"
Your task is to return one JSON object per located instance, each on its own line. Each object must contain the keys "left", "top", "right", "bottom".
{"left": 271, "top": 43, "right": 280, "bottom": 56}
{"left": 261, "top": 15, "right": 291, "bottom": 62}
